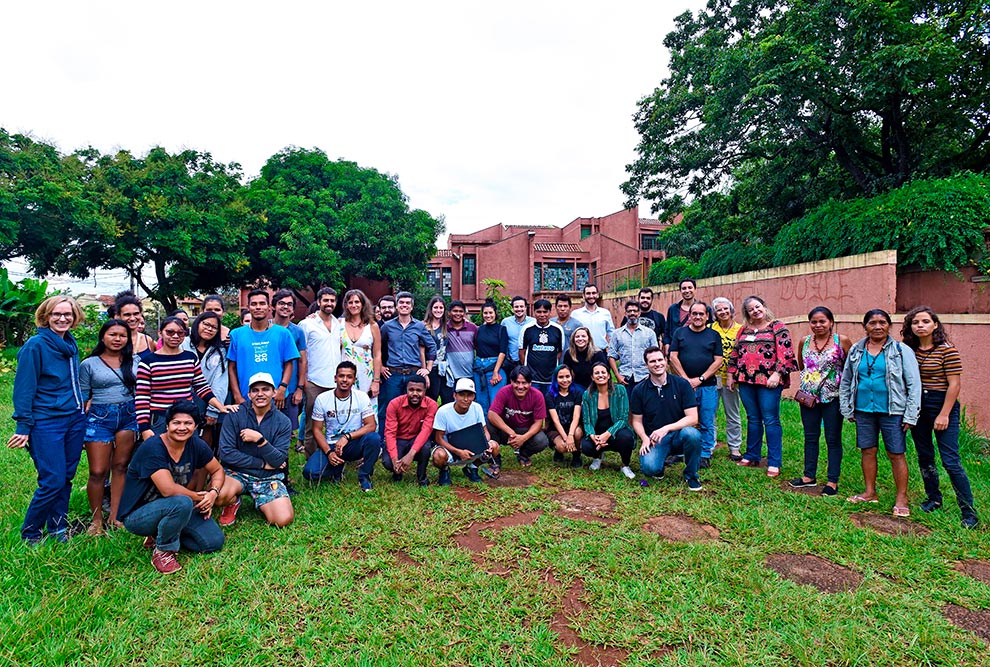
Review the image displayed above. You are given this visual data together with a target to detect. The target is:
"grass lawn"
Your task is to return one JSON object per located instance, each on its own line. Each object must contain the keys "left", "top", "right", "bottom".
{"left": 1, "top": 360, "right": 989, "bottom": 666}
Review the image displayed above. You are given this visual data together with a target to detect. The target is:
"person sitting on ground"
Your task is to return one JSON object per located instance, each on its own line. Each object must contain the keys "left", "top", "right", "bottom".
{"left": 487, "top": 365, "right": 550, "bottom": 467}
{"left": 581, "top": 361, "right": 636, "bottom": 479}
{"left": 545, "top": 364, "right": 584, "bottom": 468}
{"left": 432, "top": 378, "right": 500, "bottom": 484}
{"left": 215, "top": 373, "right": 294, "bottom": 528}
{"left": 117, "top": 402, "right": 225, "bottom": 575}
{"left": 305, "top": 361, "right": 382, "bottom": 492}
{"left": 381, "top": 375, "right": 437, "bottom": 486}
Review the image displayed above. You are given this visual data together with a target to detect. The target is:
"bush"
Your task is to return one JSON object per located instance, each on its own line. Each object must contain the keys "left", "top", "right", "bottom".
{"left": 0, "top": 268, "right": 51, "bottom": 346}
{"left": 648, "top": 256, "right": 699, "bottom": 287}
{"left": 698, "top": 242, "right": 774, "bottom": 278}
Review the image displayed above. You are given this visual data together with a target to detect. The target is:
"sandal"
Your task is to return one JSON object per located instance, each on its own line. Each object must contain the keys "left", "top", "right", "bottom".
{"left": 766, "top": 467, "right": 780, "bottom": 478}
{"left": 846, "top": 494, "right": 879, "bottom": 504}
{"left": 892, "top": 505, "right": 911, "bottom": 518}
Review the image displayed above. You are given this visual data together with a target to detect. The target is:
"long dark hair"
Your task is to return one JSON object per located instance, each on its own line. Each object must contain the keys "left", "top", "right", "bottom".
{"left": 190, "top": 311, "right": 225, "bottom": 365}
{"left": 901, "top": 305, "right": 948, "bottom": 349}
{"left": 87, "top": 318, "right": 137, "bottom": 391}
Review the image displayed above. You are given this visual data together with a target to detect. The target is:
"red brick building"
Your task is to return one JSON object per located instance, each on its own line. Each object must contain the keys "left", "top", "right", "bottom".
{"left": 426, "top": 207, "right": 675, "bottom": 309}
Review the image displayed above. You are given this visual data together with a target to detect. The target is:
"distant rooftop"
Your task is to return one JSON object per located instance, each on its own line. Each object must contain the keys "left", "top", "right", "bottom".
{"left": 533, "top": 242, "right": 584, "bottom": 253}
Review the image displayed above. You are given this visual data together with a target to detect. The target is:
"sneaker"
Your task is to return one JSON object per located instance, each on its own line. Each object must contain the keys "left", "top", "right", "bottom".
{"left": 392, "top": 473, "right": 404, "bottom": 483}
{"left": 294, "top": 442, "right": 306, "bottom": 453}
{"left": 570, "top": 453, "right": 583, "bottom": 468}
{"left": 516, "top": 453, "right": 532, "bottom": 467}
{"left": 820, "top": 485, "right": 838, "bottom": 497}
{"left": 463, "top": 466, "right": 482, "bottom": 483}
{"left": 728, "top": 449, "right": 743, "bottom": 462}
{"left": 219, "top": 498, "right": 241, "bottom": 527}
{"left": 151, "top": 549, "right": 182, "bottom": 575}
{"left": 553, "top": 451, "right": 564, "bottom": 463}
{"left": 480, "top": 463, "right": 500, "bottom": 480}
{"left": 962, "top": 512, "right": 980, "bottom": 529}
{"left": 699, "top": 458, "right": 712, "bottom": 470}
{"left": 417, "top": 477, "right": 430, "bottom": 487}
{"left": 359, "top": 478, "right": 373, "bottom": 492}
{"left": 143, "top": 535, "right": 156, "bottom": 550}
{"left": 920, "top": 498, "right": 943, "bottom": 513}
{"left": 589, "top": 458, "right": 602, "bottom": 471}
{"left": 438, "top": 468, "right": 452, "bottom": 486}
{"left": 51, "top": 529, "right": 69, "bottom": 544}
{"left": 620, "top": 466, "right": 636, "bottom": 480}
{"left": 686, "top": 477, "right": 703, "bottom": 492}
{"left": 285, "top": 483, "right": 299, "bottom": 497}
{"left": 789, "top": 477, "right": 817, "bottom": 488}
{"left": 665, "top": 454, "right": 684, "bottom": 467}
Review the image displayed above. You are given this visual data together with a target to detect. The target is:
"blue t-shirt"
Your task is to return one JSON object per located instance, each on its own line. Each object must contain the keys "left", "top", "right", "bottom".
{"left": 285, "top": 322, "right": 307, "bottom": 394}
{"left": 228, "top": 324, "right": 300, "bottom": 396}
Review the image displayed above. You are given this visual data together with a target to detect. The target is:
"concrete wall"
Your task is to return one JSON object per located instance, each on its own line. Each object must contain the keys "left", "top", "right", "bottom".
{"left": 604, "top": 250, "right": 990, "bottom": 431}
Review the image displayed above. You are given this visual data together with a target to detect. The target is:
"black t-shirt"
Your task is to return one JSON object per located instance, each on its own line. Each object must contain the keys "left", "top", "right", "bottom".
{"left": 118, "top": 435, "right": 214, "bottom": 520}
{"left": 629, "top": 374, "right": 698, "bottom": 434}
{"left": 669, "top": 326, "right": 723, "bottom": 387}
{"left": 545, "top": 388, "right": 583, "bottom": 431}
{"left": 563, "top": 350, "right": 608, "bottom": 390}
{"left": 521, "top": 322, "right": 564, "bottom": 383}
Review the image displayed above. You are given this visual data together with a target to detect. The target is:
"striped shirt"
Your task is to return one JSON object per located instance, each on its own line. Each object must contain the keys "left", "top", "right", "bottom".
{"left": 136, "top": 351, "right": 216, "bottom": 430}
{"left": 914, "top": 343, "right": 962, "bottom": 391}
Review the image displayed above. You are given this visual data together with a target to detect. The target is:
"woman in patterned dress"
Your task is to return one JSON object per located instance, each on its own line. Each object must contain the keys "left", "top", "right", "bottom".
{"left": 340, "top": 289, "right": 382, "bottom": 418}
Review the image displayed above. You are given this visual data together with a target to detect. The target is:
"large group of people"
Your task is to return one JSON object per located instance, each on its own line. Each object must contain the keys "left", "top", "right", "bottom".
{"left": 7, "top": 281, "right": 980, "bottom": 574}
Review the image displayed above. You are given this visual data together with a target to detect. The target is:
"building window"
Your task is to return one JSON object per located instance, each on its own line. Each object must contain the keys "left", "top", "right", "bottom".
{"left": 442, "top": 268, "right": 452, "bottom": 297}
{"left": 425, "top": 268, "right": 441, "bottom": 294}
{"left": 580, "top": 225, "right": 592, "bottom": 239}
{"left": 576, "top": 264, "right": 590, "bottom": 289}
{"left": 462, "top": 255, "right": 476, "bottom": 285}
{"left": 543, "top": 263, "right": 574, "bottom": 291}
{"left": 533, "top": 265, "right": 542, "bottom": 292}
{"left": 641, "top": 233, "right": 662, "bottom": 251}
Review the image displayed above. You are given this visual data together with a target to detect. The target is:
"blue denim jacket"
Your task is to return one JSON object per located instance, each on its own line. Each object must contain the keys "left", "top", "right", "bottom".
{"left": 839, "top": 337, "right": 921, "bottom": 424}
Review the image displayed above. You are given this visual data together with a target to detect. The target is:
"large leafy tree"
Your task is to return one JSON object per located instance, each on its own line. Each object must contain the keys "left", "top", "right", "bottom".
{"left": 622, "top": 0, "right": 990, "bottom": 234}
{"left": 245, "top": 147, "right": 444, "bottom": 303}
{"left": 28, "top": 146, "right": 258, "bottom": 311}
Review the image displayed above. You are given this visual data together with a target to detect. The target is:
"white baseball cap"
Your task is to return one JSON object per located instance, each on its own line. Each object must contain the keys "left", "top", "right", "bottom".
{"left": 454, "top": 378, "right": 476, "bottom": 394}
{"left": 248, "top": 372, "right": 276, "bottom": 389}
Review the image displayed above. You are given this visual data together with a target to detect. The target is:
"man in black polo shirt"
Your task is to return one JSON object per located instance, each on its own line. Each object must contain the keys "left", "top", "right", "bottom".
{"left": 630, "top": 346, "right": 703, "bottom": 491}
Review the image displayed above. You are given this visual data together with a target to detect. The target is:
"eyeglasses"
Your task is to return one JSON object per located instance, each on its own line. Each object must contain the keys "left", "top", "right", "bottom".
{"left": 50, "top": 313, "right": 74, "bottom": 320}
{"left": 199, "top": 323, "right": 218, "bottom": 331}
{"left": 276, "top": 300, "right": 294, "bottom": 308}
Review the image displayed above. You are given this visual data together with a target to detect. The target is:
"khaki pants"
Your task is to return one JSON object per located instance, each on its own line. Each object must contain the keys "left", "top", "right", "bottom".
{"left": 303, "top": 381, "right": 332, "bottom": 457}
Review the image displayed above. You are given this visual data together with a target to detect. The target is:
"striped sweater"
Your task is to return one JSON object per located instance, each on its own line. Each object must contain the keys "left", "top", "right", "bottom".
{"left": 135, "top": 351, "right": 216, "bottom": 429}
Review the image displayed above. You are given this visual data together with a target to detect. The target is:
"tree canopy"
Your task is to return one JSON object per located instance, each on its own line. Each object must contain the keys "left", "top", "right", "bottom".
{"left": 622, "top": 0, "right": 990, "bottom": 261}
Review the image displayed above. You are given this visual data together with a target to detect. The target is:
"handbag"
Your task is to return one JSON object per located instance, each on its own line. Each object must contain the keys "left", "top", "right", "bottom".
{"left": 794, "top": 389, "right": 819, "bottom": 409}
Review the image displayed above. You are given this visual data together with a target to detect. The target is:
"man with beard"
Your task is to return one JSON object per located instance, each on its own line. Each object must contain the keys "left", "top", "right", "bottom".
{"left": 621, "top": 288, "right": 667, "bottom": 347}
{"left": 571, "top": 284, "right": 613, "bottom": 349}
{"left": 608, "top": 301, "right": 658, "bottom": 387}
{"left": 300, "top": 287, "right": 342, "bottom": 456}
{"left": 381, "top": 375, "right": 437, "bottom": 486}
{"left": 664, "top": 279, "right": 714, "bottom": 346}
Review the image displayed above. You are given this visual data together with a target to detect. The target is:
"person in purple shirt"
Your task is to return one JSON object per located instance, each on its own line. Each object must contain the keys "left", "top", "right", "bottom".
{"left": 487, "top": 365, "right": 550, "bottom": 467}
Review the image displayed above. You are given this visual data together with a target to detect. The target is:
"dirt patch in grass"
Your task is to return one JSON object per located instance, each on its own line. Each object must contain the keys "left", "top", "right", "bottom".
{"left": 850, "top": 513, "right": 932, "bottom": 536}
{"left": 453, "top": 511, "right": 544, "bottom": 554}
{"left": 942, "top": 604, "right": 990, "bottom": 643}
{"left": 765, "top": 554, "right": 862, "bottom": 593}
{"left": 553, "top": 490, "right": 619, "bottom": 524}
{"left": 392, "top": 550, "right": 419, "bottom": 567}
{"left": 487, "top": 470, "right": 538, "bottom": 488}
{"left": 643, "top": 515, "right": 719, "bottom": 542}
{"left": 453, "top": 486, "right": 486, "bottom": 503}
{"left": 955, "top": 560, "right": 990, "bottom": 586}
{"left": 552, "top": 578, "right": 630, "bottom": 667}
{"left": 779, "top": 480, "right": 821, "bottom": 496}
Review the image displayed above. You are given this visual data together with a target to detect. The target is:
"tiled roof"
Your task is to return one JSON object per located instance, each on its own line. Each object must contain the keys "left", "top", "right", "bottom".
{"left": 533, "top": 242, "right": 584, "bottom": 253}
{"left": 435, "top": 249, "right": 452, "bottom": 258}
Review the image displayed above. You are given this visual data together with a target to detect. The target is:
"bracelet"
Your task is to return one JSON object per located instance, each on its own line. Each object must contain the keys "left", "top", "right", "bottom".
{"left": 373, "top": 378, "right": 381, "bottom": 382}
{"left": 208, "top": 487, "right": 220, "bottom": 496}
{"left": 279, "top": 382, "right": 289, "bottom": 388}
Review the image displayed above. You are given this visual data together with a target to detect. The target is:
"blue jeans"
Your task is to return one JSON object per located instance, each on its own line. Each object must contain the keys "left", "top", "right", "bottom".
{"left": 695, "top": 385, "right": 718, "bottom": 459}
{"left": 854, "top": 411, "right": 906, "bottom": 454}
{"left": 306, "top": 432, "right": 382, "bottom": 483}
{"left": 22, "top": 413, "right": 86, "bottom": 541}
{"left": 123, "top": 496, "right": 224, "bottom": 553}
{"left": 911, "top": 391, "right": 975, "bottom": 514}
{"left": 800, "top": 399, "right": 844, "bottom": 484}
{"left": 378, "top": 371, "right": 420, "bottom": 436}
{"left": 639, "top": 426, "right": 702, "bottom": 481}
{"left": 473, "top": 357, "right": 506, "bottom": 415}
{"left": 738, "top": 384, "right": 783, "bottom": 468}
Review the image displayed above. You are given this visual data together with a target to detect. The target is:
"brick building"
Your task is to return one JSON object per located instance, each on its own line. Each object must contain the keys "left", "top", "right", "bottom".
{"left": 426, "top": 207, "right": 676, "bottom": 310}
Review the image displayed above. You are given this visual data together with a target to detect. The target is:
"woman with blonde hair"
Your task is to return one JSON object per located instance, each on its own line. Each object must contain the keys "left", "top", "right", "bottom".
{"left": 9, "top": 296, "right": 87, "bottom": 544}
{"left": 340, "top": 289, "right": 382, "bottom": 414}
{"left": 562, "top": 326, "right": 607, "bottom": 391}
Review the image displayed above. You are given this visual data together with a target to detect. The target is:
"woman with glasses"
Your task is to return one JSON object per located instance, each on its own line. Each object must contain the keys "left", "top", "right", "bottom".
{"left": 135, "top": 316, "right": 231, "bottom": 440}
{"left": 9, "top": 296, "right": 87, "bottom": 544}
{"left": 184, "top": 311, "right": 229, "bottom": 450}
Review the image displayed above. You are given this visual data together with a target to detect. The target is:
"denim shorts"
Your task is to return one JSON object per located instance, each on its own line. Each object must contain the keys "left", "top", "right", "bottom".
{"left": 85, "top": 401, "right": 138, "bottom": 442}
{"left": 226, "top": 470, "right": 288, "bottom": 507}
{"left": 854, "top": 411, "right": 906, "bottom": 454}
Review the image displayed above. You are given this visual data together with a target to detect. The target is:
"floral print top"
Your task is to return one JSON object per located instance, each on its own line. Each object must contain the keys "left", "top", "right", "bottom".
{"left": 799, "top": 334, "right": 845, "bottom": 402}
{"left": 728, "top": 320, "right": 798, "bottom": 388}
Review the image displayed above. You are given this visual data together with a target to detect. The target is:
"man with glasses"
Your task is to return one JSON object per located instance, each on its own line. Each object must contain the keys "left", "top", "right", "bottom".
{"left": 228, "top": 289, "right": 300, "bottom": 416}
{"left": 271, "top": 289, "right": 308, "bottom": 429}
{"left": 668, "top": 302, "right": 723, "bottom": 468}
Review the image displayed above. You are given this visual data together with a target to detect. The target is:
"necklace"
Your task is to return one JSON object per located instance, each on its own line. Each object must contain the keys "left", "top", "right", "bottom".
{"left": 812, "top": 334, "right": 831, "bottom": 353}
{"left": 864, "top": 341, "right": 885, "bottom": 377}
{"left": 916, "top": 345, "right": 938, "bottom": 366}
{"left": 331, "top": 392, "right": 354, "bottom": 434}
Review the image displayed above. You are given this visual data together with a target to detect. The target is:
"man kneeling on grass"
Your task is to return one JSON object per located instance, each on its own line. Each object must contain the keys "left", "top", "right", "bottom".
{"left": 215, "top": 372, "right": 294, "bottom": 528}
{"left": 117, "top": 401, "right": 225, "bottom": 575}
{"left": 381, "top": 375, "right": 437, "bottom": 486}
{"left": 433, "top": 378, "right": 500, "bottom": 484}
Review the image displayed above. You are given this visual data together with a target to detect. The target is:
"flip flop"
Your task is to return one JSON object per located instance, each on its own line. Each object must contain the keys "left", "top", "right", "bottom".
{"left": 892, "top": 506, "right": 911, "bottom": 518}
{"left": 846, "top": 494, "right": 879, "bottom": 504}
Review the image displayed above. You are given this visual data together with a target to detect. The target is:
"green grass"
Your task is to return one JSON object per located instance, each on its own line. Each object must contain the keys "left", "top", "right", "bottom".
{"left": 1, "top": 362, "right": 989, "bottom": 666}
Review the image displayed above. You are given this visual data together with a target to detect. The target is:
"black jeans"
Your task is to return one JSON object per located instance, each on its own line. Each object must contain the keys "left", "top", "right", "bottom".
{"left": 800, "top": 399, "right": 844, "bottom": 484}
{"left": 911, "top": 391, "right": 975, "bottom": 514}
{"left": 492, "top": 426, "right": 549, "bottom": 458}
{"left": 380, "top": 438, "right": 431, "bottom": 483}
{"left": 581, "top": 427, "right": 635, "bottom": 466}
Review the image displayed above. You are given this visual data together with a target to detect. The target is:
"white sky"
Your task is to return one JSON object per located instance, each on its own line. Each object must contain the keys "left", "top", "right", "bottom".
{"left": 2, "top": 1, "right": 704, "bottom": 293}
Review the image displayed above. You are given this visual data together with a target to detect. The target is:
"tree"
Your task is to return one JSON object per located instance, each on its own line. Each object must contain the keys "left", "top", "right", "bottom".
{"left": 28, "top": 147, "right": 259, "bottom": 311}
{"left": 245, "top": 147, "right": 444, "bottom": 304}
{"left": 622, "top": 0, "right": 990, "bottom": 228}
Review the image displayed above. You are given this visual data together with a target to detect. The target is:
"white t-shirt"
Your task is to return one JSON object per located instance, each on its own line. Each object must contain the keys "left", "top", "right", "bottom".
{"left": 312, "top": 389, "right": 374, "bottom": 445}
{"left": 301, "top": 315, "right": 343, "bottom": 387}
{"left": 433, "top": 402, "right": 486, "bottom": 434}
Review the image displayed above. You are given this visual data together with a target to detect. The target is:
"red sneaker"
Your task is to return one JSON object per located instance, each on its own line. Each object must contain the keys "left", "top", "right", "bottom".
{"left": 151, "top": 549, "right": 182, "bottom": 575}
{"left": 143, "top": 535, "right": 156, "bottom": 550}
{"left": 219, "top": 498, "right": 241, "bottom": 527}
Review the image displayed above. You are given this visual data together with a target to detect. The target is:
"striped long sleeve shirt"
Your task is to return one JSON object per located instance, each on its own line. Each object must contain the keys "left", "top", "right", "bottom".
{"left": 135, "top": 351, "right": 216, "bottom": 430}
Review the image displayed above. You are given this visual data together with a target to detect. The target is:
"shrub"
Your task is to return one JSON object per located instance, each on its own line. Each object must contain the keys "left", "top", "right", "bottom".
{"left": 698, "top": 242, "right": 774, "bottom": 278}
{"left": 648, "top": 256, "right": 699, "bottom": 287}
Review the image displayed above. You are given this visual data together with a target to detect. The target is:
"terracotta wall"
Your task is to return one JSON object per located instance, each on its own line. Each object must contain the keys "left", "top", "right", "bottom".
{"left": 604, "top": 250, "right": 990, "bottom": 431}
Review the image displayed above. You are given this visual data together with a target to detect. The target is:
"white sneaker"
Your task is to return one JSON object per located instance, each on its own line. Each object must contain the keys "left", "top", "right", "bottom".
{"left": 589, "top": 458, "right": 602, "bottom": 471}
{"left": 620, "top": 466, "right": 635, "bottom": 479}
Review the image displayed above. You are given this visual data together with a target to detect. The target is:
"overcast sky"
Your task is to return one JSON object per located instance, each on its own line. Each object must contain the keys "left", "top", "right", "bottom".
{"left": 3, "top": 1, "right": 704, "bottom": 292}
